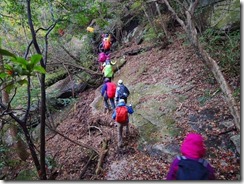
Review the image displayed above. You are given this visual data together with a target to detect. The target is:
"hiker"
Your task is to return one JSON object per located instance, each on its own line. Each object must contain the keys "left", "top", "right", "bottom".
{"left": 112, "top": 99, "right": 134, "bottom": 148}
{"left": 102, "top": 62, "right": 114, "bottom": 81}
{"left": 98, "top": 52, "right": 110, "bottom": 71}
{"left": 166, "top": 133, "right": 215, "bottom": 180}
{"left": 115, "top": 79, "right": 130, "bottom": 104}
{"left": 99, "top": 33, "right": 112, "bottom": 53}
{"left": 101, "top": 78, "right": 116, "bottom": 113}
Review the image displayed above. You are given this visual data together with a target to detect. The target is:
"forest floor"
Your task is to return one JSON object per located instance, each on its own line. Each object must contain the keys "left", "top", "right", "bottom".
{"left": 6, "top": 28, "right": 240, "bottom": 181}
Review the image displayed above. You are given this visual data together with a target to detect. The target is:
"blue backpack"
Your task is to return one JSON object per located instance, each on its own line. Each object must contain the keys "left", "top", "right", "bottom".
{"left": 118, "top": 85, "right": 129, "bottom": 99}
{"left": 176, "top": 156, "right": 209, "bottom": 180}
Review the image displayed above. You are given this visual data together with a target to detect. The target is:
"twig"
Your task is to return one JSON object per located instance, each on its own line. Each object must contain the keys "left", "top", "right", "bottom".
{"left": 89, "top": 126, "right": 102, "bottom": 134}
{"left": 80, "top": 152, "right": 97, "bottom": 179}
{"left": 46, "top": 124, "right": 99, "bottom": 155}
{"left": 217, "top": 127, "right": 237, "bottom": 136}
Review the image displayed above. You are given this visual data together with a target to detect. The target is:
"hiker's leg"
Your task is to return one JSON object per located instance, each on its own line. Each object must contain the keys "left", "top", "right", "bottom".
{"left": 110, "top": 98, "right": 115, "bottom": 109}
{"left": 117, "top": 123, "right": 123, "bottom": 147}
{"left": 103, "top": 96, "right": 109, "bottom": 109}
{"left": 125, "top": 122, "right": 129, "bottom": 136}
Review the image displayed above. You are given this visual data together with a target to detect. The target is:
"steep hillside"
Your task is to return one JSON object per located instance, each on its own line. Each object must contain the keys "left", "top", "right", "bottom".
{"left": 44, "top": 28, "right": 240, "bottom": 180}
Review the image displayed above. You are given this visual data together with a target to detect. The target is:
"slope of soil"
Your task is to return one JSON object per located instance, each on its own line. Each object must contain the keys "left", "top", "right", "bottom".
{"left": 44, "top": 29, "right": 240, "bottom": 180}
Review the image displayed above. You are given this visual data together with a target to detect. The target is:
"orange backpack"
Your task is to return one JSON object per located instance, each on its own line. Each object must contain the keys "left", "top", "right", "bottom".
{"left": 115, "top": 106, "right": 128, "bottom": 123}
{"left": 103, "top": 40, "right": 111, "bottom": 50}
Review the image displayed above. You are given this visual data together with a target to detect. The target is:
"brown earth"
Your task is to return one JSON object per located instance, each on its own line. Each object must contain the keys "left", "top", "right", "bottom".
{"left": 44, "top": 28, "right": 240, "bottom": 180}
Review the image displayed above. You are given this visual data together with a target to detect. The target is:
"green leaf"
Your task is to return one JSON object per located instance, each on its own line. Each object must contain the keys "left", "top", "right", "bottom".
{"left": 0, "top": 48, "right": 16, "bottom": 58}
{"left": 30, "top": 54, "right": 42, "bottom": 66}
{"left": 11, "top": 57, "right": 28, "bottom": 70}
{"left": 4, "top": 64, "right": 13, "bottom": 71}
{"left": 33, "top": 65, "right": 46, "bottom": 74}
{"left": 0, "top": 73, "right": 8, "bottom": 79}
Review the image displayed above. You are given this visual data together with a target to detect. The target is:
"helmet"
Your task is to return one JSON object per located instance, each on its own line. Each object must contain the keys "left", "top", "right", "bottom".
{"left": 119, "top": 99, "right": 125, "bottom": 103}
{"left": 104, "top": 78, "right": 110, "bottom": 82}
{"left": 118, "top": 79, "right": 123, "bottom": 85}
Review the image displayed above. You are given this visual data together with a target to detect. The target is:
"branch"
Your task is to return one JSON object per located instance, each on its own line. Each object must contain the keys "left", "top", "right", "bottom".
{"left": 46, "top": 124, "right": 99, "bottom": 155}
{"left": 80, "top": 152, "right": 97, "bottom": 179}
{"left": 23, "top": 76, "right": 31, "bottom": 123}
{"left": 188, "top": 0, "right": 199, "bottom": 15}
{"left": 56, "top": 46, "right": 103, "bottom": 76}
{"left": 162, "top": 0, "right": 187, "bottom": 31}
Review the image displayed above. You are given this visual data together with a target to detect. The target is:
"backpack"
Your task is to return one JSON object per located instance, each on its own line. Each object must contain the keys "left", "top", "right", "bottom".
{"left": 115, "top": 106, "right": 128, "bottom": 123}
{"left": 103, "top": 39, "right": 111, "bottom": 50}
{"left": 176, "top": 156, "right": 209, "bottom": 180}
{"left": 106, "top": 82, "right": 116, "bottom": 98}
{"left": 98, "top": 52, "right": 107, "bottom": 63}
{"left": 117, "top": 85, "right": 129, "bottom": 99}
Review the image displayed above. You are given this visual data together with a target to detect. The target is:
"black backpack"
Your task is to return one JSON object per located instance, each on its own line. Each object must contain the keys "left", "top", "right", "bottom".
{"left": 176, "top": 156, "right": 209, "bottom": 180}
{"left": 118, "top": 85, "right": 129, "bottom": 99}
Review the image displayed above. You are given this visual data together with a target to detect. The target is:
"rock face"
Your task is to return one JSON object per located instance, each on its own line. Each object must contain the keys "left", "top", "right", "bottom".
{"left": 230, "top": 134, "right": 240, "bottom": 154}
{"left": 46, "top": 75, "right": 87, "bottom": 108}
{"left": 199, "top": 0, "right": 240, "bottom": 31}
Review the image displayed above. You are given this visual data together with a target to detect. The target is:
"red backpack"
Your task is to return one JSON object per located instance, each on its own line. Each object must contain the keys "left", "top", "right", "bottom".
{"left": 115, "top": 106, "right": 128, "bottom": 123}
{"left": 106, "top": 82, "right": 116, "bottom": 98}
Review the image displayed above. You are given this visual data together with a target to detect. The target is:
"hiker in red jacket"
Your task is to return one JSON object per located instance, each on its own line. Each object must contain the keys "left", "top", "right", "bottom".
{"left": 101, "top": 78, "right": 116, "bottom": 113}
{"left": 166, "top": 133, "right": 215, "bottom": 180}
{"left": 112, "top": 99, "right": 134, "bottom": 148}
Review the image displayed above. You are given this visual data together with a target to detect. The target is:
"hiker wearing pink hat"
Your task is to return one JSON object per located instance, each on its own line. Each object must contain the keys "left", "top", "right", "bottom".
{"left": 166, "top": 133, "right": 215, "bottom": 180}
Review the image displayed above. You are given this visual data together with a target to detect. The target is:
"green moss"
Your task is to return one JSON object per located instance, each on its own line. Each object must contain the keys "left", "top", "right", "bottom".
{"left": 45, "top": 69, "right": 67, "bottom": 87}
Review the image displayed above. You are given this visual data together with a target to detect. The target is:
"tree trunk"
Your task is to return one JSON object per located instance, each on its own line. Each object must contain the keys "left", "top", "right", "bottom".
{"left": 26, "top": 0, "right": 47, "bottom": 179}
{"left": 155, "top": 2, "right": 169, "bottom": 39}
{"left": 163, "top": 0, "right": 240, "bottom": 130}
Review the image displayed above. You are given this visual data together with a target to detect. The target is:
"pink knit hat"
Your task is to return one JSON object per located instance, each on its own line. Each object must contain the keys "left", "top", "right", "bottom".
{"left": 180, "top": 133, "right": 206, "bottom": 159}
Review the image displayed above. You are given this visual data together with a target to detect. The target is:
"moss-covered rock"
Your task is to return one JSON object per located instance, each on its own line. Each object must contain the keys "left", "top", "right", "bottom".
{"left": 210, "top": 0, "right": 240, "bottom": 30}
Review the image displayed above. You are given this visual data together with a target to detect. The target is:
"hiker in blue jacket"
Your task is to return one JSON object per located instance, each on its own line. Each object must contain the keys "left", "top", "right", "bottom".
{"left": 101, "top": 78, "right": 116, "bottom": 113}
{"left": 115, "top": 79, "right": 130, "bottom": 104}
{"left": 112, "top": 99, "right": 134, "bottom": 148}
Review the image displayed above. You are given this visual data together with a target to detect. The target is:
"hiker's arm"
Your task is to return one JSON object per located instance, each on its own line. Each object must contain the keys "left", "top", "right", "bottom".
{"left": 166, "top": 158, "right": 179, "bottom": 180}
{"left": 127, "top": 105, "right": 134, "bottom": 114}
{"left": 115, "top": 88, "right": 119, "bottom": 102}
{"left": 126, "top": 87, "right": 130, "bottom": 95}
{"left": 112, "top": 110, "right": 116, "bottom": 120}
{"left": 101, "top": 84, "right": 107, "bottom": 96}
{"left": 207, "top": 163, "right": 216, "bottom": 180}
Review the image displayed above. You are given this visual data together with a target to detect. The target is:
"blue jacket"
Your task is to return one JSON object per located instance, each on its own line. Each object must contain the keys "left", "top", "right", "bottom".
{"left": 101, "top": 82, "right": 108, "bottom": 96}
{"left": 112, "top": 102, "right": 134, "bottom": 120}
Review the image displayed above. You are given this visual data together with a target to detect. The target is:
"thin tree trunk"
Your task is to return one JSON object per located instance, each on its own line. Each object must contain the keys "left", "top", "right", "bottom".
{"left": 26, "top": 0, "right": 47, "bottom": 179}
{"left": 142, "top": 3, "right": 157, "bottom": 34}
{"left": 155, "top": 2, "right": 169, "bottom": 39}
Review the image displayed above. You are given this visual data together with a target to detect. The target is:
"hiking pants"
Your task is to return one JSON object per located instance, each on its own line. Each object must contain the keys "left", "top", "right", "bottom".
{"left": 115, "top": 121, "right": 129, "bottom": 147}
{"left": 103, "top": 96, "right": 115, "bottom": 110}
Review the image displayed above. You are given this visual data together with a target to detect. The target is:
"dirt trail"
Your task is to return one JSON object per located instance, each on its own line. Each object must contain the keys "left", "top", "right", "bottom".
{"left": 45, "top": 30, "right": 240, "bottom": 180}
